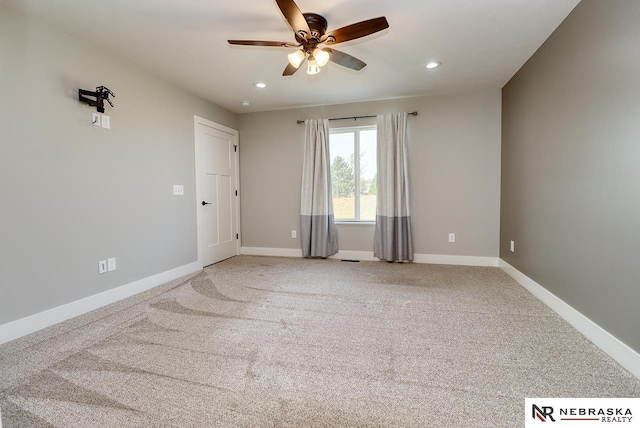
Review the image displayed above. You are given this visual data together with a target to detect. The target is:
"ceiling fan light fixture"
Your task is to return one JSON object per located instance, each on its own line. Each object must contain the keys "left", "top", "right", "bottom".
{"left": 288, "top": 50, "right": 306, "bottom": 68}
{"left": 313, "top": 48, "right": 330, "bottom": 67}
{"left": 228, "top": 1, "right": 389, "bottom": 77}
{"left": 307, "top": 57, "right": 320, "bottom": 75}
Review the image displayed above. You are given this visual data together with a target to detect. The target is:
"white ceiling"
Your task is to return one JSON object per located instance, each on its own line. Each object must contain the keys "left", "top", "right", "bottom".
{"left": 6, "top": 0, "right": 580, "bottom": 113}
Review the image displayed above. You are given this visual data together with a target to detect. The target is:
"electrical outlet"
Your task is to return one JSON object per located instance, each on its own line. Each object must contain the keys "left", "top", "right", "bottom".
{"left": 291, "top": 230, "right": 297, "bottom": 239}
{"left": 173, "top": 185, "right": 184, "bottom": 196}
{"left": 448, "top": 233, "right": 456, "bottom": 243}
{"left": 510, "top": 240, "right": 515, "bottom": 252}
{"left": 98, "top": 260, "right": 107, "bottom": 274}
{"left": 107, "top": 257, "right": 116, "bottom": 272}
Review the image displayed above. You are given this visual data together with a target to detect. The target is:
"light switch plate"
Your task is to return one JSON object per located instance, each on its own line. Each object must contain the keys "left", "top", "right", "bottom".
{"left": 101, "top": 115, "right": 111, "bottom": 129}
{"left": 92, "top": 112, "right": 101, "bottom": 127}
{"left": 173, "top": 185, "right": 184, "bottom": 196}
{"left": 107, "top": 257, "right": 116, "bottom": 272}
{"left": 98, "top": 260, "right": 107, "bottom": 274}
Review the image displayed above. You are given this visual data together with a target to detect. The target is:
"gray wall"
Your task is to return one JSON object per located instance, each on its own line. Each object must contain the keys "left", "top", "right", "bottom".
{"left": 0, "top": 7, "right": 237, "bottom": 325}
{"left": 501, "top": 0, "right": 640, "bottom": 352}
{"left": 239, "top": 89, "right": 501, "bottom": 256}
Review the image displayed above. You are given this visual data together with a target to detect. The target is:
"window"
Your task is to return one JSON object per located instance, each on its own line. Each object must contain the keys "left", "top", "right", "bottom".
{"left": 329, "top": 126, "right": 377, "bottom": 221}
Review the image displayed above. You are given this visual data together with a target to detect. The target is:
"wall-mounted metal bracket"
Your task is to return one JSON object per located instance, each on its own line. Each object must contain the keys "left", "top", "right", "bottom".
{"left": 78, "top": 86, "right": 115, "bottom": 113}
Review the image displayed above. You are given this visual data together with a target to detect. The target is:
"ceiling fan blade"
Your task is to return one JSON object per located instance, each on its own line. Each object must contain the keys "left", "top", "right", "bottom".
{"left": 322, "top": 17, "right": 389, "bottom": 45}
{"left": 326, "top": 48, "right": 366, "bottom": 71}
{"left": 275, "top": 0, "right": 311, "bottom": 38}
{"left": 228, "top": 40, "right": 297, "bottom": 47}
{"left": 283, "top": 60, "right": 304, "bottom": 76}
{"left": 283, "top": 63, "right": 297, "bottom": 76}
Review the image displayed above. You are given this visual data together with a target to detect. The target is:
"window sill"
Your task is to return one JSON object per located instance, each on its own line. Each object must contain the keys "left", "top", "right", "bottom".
{"left": 335, "top": 221, "right": 375, "bottom": 226}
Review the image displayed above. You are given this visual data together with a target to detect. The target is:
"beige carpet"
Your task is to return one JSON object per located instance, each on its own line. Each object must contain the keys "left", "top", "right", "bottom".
{"left": 1, "top": 256, "right": 638, "bottom": 427}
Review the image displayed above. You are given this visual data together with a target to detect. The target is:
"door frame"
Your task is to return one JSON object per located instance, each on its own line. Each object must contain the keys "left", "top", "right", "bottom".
{"left": 194, "top": 115, "right": 240, "bottom": 268}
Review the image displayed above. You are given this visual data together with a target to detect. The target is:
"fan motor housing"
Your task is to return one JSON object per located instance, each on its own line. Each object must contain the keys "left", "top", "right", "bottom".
{"left": 300, "top": 13, "right": 328, "bottom": 41}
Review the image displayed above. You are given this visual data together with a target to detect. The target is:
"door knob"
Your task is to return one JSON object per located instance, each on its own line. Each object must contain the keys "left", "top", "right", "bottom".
{"left": 202, "top": 201, "right": 212, "bottom": 206}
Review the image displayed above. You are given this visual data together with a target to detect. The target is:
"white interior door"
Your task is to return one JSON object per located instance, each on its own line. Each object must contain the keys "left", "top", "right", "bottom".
{"left": 195, "top": 117, "right": 239, "bottom": 267}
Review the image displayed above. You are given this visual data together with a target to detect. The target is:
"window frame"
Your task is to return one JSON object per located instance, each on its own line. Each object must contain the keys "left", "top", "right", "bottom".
{"left": 329, "top": 125, "right": 377, "bottom": 223}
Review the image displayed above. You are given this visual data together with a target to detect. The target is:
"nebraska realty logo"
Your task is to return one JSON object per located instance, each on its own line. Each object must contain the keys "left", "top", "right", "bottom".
{"left": 525, "top": 398, "right": 640, "bottom": 427}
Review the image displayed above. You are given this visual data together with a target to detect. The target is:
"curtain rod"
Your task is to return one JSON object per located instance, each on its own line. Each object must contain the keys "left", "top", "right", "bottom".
{"left": 296, "top": 111, "right": 417, "bottom": 124}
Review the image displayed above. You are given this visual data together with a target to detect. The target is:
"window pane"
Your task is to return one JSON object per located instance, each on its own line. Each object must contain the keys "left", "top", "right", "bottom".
{"left": 330, "top": 132, "right": 355, "bottom": 220}
{"left": 359, "top": 130, "right": 377, "bottom": 221}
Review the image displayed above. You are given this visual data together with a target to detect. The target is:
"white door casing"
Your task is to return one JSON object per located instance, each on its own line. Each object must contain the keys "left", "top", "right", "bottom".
{"left": 194, "top": 116, "right": 239, "bottom": 267}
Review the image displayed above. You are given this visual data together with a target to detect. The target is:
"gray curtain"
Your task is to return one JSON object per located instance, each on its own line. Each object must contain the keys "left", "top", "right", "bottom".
{"left": 300, "top": 119, "right": 338, "bottom": 258}
{"left": 374, "top": 112, "right": 414, "bottom": 262}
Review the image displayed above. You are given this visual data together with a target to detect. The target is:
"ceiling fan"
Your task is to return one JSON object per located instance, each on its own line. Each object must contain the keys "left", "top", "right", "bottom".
{"left": 228, "top": 0, "right": 389, "bottom": 76}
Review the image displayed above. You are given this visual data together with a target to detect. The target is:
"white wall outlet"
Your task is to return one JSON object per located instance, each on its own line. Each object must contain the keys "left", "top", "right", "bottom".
{"left": 291, "top": 230, "right": 297, "bottom": 239}
{"left": 510, "top": 240, "right": 515, "bottom": 252}
{"left": 92, "top": 112, "right": 101, "bottom": 127}
{"left": 107, "top": 257, "right": 116, "bottom": 272}
{"left": 101, "top": 115, "right": 111, "bottom": 129}
{"left": 448, "top": 233, "right": 456, "bottom": 243}
{"left": 98, "top": 260, "right": 107, "bottom": 274}
{"left": 173, "top": 185, "right": 184, "bottom": 196}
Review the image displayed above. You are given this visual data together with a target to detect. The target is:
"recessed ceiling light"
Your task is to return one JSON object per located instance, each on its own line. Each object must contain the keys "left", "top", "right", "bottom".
{"left": 254, "top": 82, "right": 266, "bottom": 89}
{"left": 426, "top": 61, "right": 441, "bottom": 69}
{"left": 241, "top": 101, "right": 250, "bottom": 107}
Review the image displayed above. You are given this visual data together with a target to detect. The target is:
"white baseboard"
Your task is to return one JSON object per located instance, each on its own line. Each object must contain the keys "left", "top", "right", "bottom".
{"left": 241, "top": 247, "right": 303, "bottom": 258}
{"left": 330, "top": 250, "right": 378, "bottom": 261}
{"left": 0, "top": 262, "right": 201, "bottom": 346}
{"left": 499, "top": 259, "right": 640, "bottom": 380}
{"left": 240, "top": 247, "right": 499, "bottom": 267}
{"left": 413, "top": 253, "right": 499, "bottom": 267}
